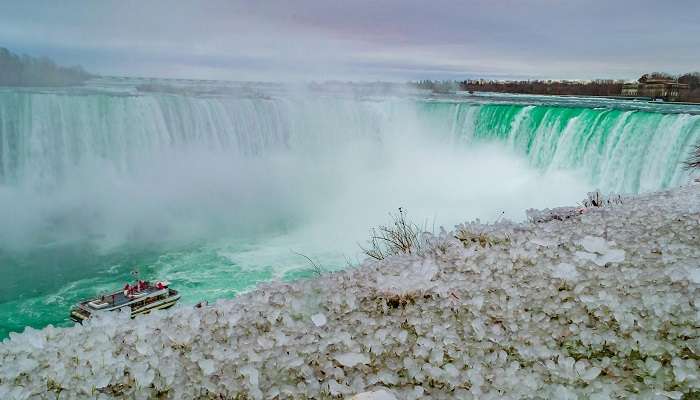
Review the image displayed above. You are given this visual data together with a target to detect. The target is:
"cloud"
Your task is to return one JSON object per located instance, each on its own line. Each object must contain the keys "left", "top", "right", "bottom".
{"left": 1, "top": 0, "right": 698, "bottom": 81}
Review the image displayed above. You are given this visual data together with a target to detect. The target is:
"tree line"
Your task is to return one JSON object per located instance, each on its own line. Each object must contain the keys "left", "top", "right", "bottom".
{"left": 674, "top": 72, "right": 700, "bottom": 100}
{"left": 459, "top": 79, "right": 625, "bottom": 97}
{"left": 413, "top": 72, "right": 700, "bottom": 102}
{"left": 0, "top": 47, "right": 92, "bottom": 87}
{"left": 413, "top": 78, "right": 625, "bottom": 96}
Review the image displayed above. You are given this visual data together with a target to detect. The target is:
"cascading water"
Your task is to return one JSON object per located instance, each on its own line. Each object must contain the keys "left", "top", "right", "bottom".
{"left": 416, "top": 102, "right": 699, "bottom": 193}
{"left": 1, "top": 81, "right": 698, "bottom": 338}
{"left": 2, "top": 92, "right": 697, "bottom": 195}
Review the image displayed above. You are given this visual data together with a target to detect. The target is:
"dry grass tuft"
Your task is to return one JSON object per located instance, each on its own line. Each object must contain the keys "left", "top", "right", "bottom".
{"left": 292, "top": 251, "right": 323, "bottom": 277}
{"left": 582, "top": 190, "right": 623, "bottom": 208}
{"left": 454, "top": 228, "right": 510, "bottom": 248}
{"left": 360, "top": 208, "right": 425, "bottom": 261}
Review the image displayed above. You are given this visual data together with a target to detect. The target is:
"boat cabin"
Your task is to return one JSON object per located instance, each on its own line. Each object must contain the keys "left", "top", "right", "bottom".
{"left": 70, "top": 280, "right": 180, "bottom": 322}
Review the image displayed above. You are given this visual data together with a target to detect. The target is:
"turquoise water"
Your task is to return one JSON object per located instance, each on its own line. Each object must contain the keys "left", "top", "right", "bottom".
{"left": 1, "top": 80, "right": 698, "bottom": 338}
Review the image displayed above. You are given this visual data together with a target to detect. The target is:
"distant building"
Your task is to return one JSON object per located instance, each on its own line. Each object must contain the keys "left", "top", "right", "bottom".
{"left": 621, "top": 79, "right": 689, "bottom": 101}
{"left": 621, "top": 83, "right": 639, "bottom": 97}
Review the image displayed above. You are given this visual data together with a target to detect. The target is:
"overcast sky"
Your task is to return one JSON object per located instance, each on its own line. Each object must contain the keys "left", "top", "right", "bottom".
{"left": 1, "top": 0, "right": 698, "bottom": 82}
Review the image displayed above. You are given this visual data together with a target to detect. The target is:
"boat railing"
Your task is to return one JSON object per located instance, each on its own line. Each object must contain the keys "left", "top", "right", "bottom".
{"left": 87, "top": 300, "right": 110, "bottom": 309}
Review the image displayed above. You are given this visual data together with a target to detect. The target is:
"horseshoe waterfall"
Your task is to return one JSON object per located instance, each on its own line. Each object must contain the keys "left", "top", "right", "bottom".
{"left": 0, "top": 82, "right": 698, "bottom": 338}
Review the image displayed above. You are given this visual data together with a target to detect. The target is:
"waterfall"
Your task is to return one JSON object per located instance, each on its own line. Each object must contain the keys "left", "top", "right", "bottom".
{"left": 0, "top": 88, "right": 698, "bottom": 251}
{"left": 0, "top": 92, "right": 382, "bottom": 186}
{"left": 1, "top": 92, "right": 697, "bottom": 194}
{"left": 417, "top": 102, "right": 699, "bottom": 193}
{"left": 1, "top": 85, "right": 698, "bottom": 338}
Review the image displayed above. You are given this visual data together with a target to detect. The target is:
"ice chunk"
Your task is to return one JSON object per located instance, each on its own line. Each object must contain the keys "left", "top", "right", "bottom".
{"left": 335, "top": 352, "right": 370, "bottom": 367}
{"left": 375, "top": 260, "right": 438, "bottom": 294}
{"left": 327, "top": 380, "right": 352, "bottom": 396}
{"left": 579, "top": 236, "right": 610, "bottom": 253}
{"left": 351, "top": 389, "right": 398, "bottom": 400}
{"left": 579, "top": 366, "right": 601, "bottom": 381}
{"left": 551, "top": 263, "right": 579, "bottom": 280}
{"left": 240, "top": 365, "right": 260, "bottom": 387}
{"left": 198, "top": 359, "right": 215, "bottom": 376}
{"left": 311, "top": 313, "right": 327, "bottom": 327}
{"left": 600, "top": 249, "right": 625, "bottom": 264}
{"left": 531, "top": 238, "right": 557, "bottom": 247}
{"left": 575, "top": 236, "right": 625, "bottom": 266}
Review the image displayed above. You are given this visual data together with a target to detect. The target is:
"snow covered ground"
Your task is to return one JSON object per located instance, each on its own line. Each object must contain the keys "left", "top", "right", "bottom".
{"left": 1, "top": 184, "right": 698, "bottom": 399}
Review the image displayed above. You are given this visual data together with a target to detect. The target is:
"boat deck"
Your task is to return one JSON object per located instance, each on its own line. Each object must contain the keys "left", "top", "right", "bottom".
{"left": 81, "top": 285, "right": 166, "bottom": 309}
{"left": 71, "top": 280, "right": 180, "bottom": 323}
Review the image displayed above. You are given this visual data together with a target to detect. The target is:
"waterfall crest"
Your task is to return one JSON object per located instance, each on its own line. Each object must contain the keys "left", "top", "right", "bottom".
{"left": 2, "top": 92, "right": 697, "bottom": 194}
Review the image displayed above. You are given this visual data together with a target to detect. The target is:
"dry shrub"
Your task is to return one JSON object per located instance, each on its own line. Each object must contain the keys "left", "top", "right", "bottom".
{"left": 360, "top": 208, "right": 424, "bottom": 261}
{"left": 582, "top": 190, "right": 623, "bottom": 208}
{"left": 455, "top": 228, "right": 510, "bottom": 248}
{"left": 361, "top": 290, "right": 422, "bottom": 314}
{"left": 384, "top": 292, "right": 418, "bottom": 309}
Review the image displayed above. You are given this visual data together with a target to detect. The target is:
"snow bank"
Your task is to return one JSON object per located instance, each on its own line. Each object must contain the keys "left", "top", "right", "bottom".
{"left": 1, "top": 185, "right": 699, "bottom": 399}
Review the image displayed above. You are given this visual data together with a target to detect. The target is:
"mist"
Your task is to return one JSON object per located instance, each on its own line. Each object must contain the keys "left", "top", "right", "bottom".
{"left": 0, "top": 88, "right": 590, "bottom": 258}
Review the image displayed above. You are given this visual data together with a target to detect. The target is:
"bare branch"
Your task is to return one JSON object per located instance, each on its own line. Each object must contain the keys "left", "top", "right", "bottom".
{"left": 291, "top": 250, "right": 323, "bottom": 277}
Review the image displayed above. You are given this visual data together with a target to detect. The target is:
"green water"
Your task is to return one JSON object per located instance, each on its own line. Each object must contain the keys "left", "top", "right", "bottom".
{"left": 0, "top": 239, "right": 332, "bottom": 338}
{"left": 1, "top": 81, "right": 698, "bottom": 339}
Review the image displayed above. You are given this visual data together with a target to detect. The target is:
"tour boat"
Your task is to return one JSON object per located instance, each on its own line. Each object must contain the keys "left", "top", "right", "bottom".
{"left": 70, "top": 280, "right": 180, "bottom": 323}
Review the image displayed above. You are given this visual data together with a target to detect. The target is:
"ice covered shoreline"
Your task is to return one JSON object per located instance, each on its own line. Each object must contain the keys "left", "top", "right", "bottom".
{"left": 1, "top": 185, "right": 699, "bottom": 399}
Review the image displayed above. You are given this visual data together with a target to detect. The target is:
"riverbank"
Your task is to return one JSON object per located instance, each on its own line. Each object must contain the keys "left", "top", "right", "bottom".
{"left": 1, "top": 184, "right": 699, "bottom": 399}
